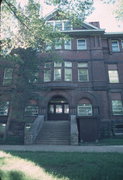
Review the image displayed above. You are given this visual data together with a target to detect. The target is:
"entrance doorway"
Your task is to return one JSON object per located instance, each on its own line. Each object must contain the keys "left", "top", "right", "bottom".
{"left": 48, "top": 96, "right": 69, "bottom": 121}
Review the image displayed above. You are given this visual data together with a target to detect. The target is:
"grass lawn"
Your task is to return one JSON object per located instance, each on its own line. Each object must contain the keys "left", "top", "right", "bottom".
{"left": 0, "top": 151, "right": 123, "bottom": 180}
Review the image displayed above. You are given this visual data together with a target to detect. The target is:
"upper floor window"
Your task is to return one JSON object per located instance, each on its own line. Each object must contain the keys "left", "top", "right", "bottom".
{"left": 64, "top": 39, "right": 71, "bottom": 50}
{"left": 47, "top": 20, "right": 72, "bottom": 31}
{"left": 0, "top": 101, "right": 9, "bottom": 116}
{"left": 45, "top": 41, "right": 52, "bottom": 51}
{"left": 44, "top": 62, "right": 52, "bottom": 82}
{"left": 77, "top": 99, "right": 92, "bottom": 116}
{"left": 3, "top": 68, "right": 13, "bottom": 86}
{"left": 77, "top": 39, "right": 87, "bottom": 50}
{"left": 55, "top": 38, "right": 62, "bottom": 49}
{"left": 78, "top": 63, "right": 89, "bottom": 82}
{"left": 108, "top": 64, "right": 119, "bottom": 83}
{"left": 54, "top": 62, "right": 62, "bottom": 81}
{"left": 111, "top": 40, "right": 120, "bottom": 52}
{"left": 64, "top": 61, "right": 72, "bottom": 81}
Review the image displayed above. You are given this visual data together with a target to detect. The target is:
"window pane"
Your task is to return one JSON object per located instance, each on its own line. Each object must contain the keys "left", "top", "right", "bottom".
{"left": 78, "top": 69, "right": 89, "bottom": 82}
{"left": 44, "top": 69, "right": 51, "bottom": 82}
{"left": 64, "top": 39, "right": 71, "bottom": 49}
{"left": 64, "top": 104, "right": 69, "bottom": 114}
{"left": 64, "top": 61, "right": 72, "bottom": 67}
{"left": 54, "top": 69, "right": 61, "bottom": 80}
{"left": 112, "top": 40, "right": 120, "bottom": 52}
{"left": 56, "top": 105, "right": 62, "bottom": 113}
{"left": 65, "top": 69, "right": 72, "bottom": 81}
{"left": 3, "top": 68, "right": 13, "bottom": 85}
{"left": 49, "top": 105, "right": 54, "bottom": 113}
{"left": 78, "top": 63, "right": 88, "bottom": 68}
{"left": 108, "top": 70, "right": 119, "bottom": 83}
{"left": 55, "top": 38, "right": 62, "bottom": 49}
{"left": 78, "top": 104, "right": 92, "bottom": 116}
{"left": 112, "top": 100, "right": 123, "bottom": 115}
{"left": 0, "top": 101, "right": 9, "bottom": 116}
{"left": 55, "top": 22, "right": 62, "bottom": 30}
{"left": 64, "top": 21, "right": 72, "bottom": 30}
{"left": 77, "top": 39, "right": 87, "bottom": 50}
{"left": 54, "top": 62, "right": 62, "bottom": 67}
{"left": 25, "top": 105, "right": 39, "bottom": 116}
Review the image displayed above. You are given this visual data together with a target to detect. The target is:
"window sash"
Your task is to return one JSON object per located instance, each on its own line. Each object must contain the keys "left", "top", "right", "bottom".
{"left": 0, "top": 101, "right": 9, "bottom": 116}
{"left": 112, "top": 100, "right": 123, "bottom": 115}
{"left": 78, "top": 69, "right": 89, "bottom": 82}
{"left": 77, "top": 104, "right": 92, "bottom": 116}
{"left": 54, "top": 69, "right": 62, "bottom": 80}
{"left": 64, "top": 39, "right": 71, "bottom": 49}
{"left": 25, "top": 105, "right": 39, "bottom": 116}
{"left": 65, "top": 68, "right": 72, "bottom": 81}
{"left": 44, "top": 69, "right": 51, "bottom": 82}
{"left": 108, "top": 70, "right": 119, "bottom": 83}
{"left": 112, "top": 40, "right": 120, "bottom": 52}
{"left": 77, "top": 39, "right": 87, "bottom": 50}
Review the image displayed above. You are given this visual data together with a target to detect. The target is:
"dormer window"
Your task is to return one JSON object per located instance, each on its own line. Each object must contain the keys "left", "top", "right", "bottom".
{"left": 47, "top": 20, "right": 72, "bottom": 31}
{"left": 111, "top": 40, "right": 120, "bottom": 52}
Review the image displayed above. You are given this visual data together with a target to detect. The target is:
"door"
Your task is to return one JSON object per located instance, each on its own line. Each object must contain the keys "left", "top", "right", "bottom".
{"left": 48, "top": 96, "right": 69, "bottom": 121}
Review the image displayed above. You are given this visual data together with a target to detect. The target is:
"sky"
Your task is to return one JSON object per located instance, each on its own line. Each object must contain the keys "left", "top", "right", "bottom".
{"left": 18, "top": 0, "right": 123, "bottom": 32}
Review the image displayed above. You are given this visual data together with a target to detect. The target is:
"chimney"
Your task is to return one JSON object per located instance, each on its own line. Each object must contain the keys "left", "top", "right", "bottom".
{"left": 90, "top": 22, "right": 100, "bottom": 28}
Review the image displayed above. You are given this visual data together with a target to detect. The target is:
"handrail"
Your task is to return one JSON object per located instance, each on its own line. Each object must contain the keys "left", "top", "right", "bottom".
{"left": 25, "top": 115, "right": 44, "bottom": 144}
{"left": 70, "top": 115, "right": 78, "bottom": 145}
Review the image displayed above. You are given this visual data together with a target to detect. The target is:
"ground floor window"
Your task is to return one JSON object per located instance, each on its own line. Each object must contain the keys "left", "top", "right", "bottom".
{"left": 77, "top": 99, "right": 92, "bottom": 116}
{"left": 0, "top": 101, "right": 9, "bottom": 116}
{"left": 112, "top": 100, "right": 123, "bottom": 115}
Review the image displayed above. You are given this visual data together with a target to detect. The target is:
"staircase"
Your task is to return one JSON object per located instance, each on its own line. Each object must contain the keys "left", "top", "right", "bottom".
{"left": 35, "top": 121, "right": 70, "bottom": 145}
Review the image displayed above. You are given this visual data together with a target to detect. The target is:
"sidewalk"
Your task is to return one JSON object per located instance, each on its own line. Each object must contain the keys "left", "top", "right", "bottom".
{"left": 1, "top": 145, "right": 123, "bottom": 153}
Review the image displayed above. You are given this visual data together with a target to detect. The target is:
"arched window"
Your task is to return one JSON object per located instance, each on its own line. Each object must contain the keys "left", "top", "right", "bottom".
{"left": 77, "top": 98, "right": 92, "bottom": 116}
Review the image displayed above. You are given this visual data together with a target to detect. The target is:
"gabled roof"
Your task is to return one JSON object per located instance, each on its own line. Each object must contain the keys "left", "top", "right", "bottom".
{"left": 44, "top": 9, "right": 105, "bottom": 33}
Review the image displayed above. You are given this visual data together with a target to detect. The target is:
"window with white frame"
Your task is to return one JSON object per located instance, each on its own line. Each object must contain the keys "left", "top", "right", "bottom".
{"left": 3, "top": 68, "right": 13, "bottom": 85}
{"left": 54, "top": 38, "right": 62, "bottom": 49}
{"left": 77, "top": 39, "right": 87, "bottom": 50}
{"left": 108, "top": 64, "right": 119, "bottom": 83}
{"left": 25, "top": 105, "right": 39, "bottom": 116}
{"left": 64, "top": 61, "right": 72, "bottom": 81}
{"left": 77, "top": 99, "right": 92, "bottom": 116}
{"left": 112, "top": 100, "right": 123, "bottom": 115}
{"left": 64, "top": 39, "right": 71, "bottom": 50}
{"left": 78, "top": 63, "right": 89, "bottom": 82}
{"left": 0, "top": 101, "right": 9, "bottom": 116}
{"left": 64, "top": 21, "right": 72, "bottom": 30}
{"left": 47, "top": 20, "right": 72, "bottom": 31}
{"left": 44, "top": 63, "right": 52, "bottom": 82}
{"left": 111, "top": 40, "right": 120, "bottom": 52}
{"left": 54, "top": 62, "right": 62, "bottom": 81}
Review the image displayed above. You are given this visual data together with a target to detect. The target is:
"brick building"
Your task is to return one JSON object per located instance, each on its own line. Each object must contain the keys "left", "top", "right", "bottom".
{"left": 0, "top": 11, "right": 123, "bottom": 144}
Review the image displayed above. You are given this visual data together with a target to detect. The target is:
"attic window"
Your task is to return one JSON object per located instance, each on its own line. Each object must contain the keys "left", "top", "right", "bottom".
{"left": 47, "top": 20, "right": 72, "bottom": 31}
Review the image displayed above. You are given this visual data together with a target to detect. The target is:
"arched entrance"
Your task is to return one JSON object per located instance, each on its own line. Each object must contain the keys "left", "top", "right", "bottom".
{"left": 48, "top": 96, "right": 69, "bottom": 121}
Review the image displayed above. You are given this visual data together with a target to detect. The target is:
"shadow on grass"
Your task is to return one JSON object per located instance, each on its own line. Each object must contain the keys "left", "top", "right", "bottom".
{"left": 6, "top": 151, "right": 123, "bottom": 180}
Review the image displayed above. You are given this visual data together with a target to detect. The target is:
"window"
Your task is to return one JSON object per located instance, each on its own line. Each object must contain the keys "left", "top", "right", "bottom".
{"left": 47, "top": 20, "right": 72, "bottom": 31}
{"left": 78, "top": 63, "right": 89, "bottom": 82}
{"left": 111, "top": 40, "right": 120, "bottom": 52}
{"left": 64, "top": 104, "right": 69, "bottom": 114}
{"left": 44, "top": 63, "right": 51, "bottom": 82}
{"left": 77, "top": 39, "right": 87, "bottom": 50}
{"left": 64, "top": 39, "right": 71, "bottom": 50}
{"left": 77, "top": 99, "right": 92, "bottom": 116}
{"left": 121, "top": 40, "right": 123, "bottom": 48}
{"left": 55, "top": 22, "right": 62, "bottom": 31}
{"left": 112, "top": 100, "right": 123, "bottom": 115}
{"left": 64, "top": 61, "right": 72, "bottom": 81}
{"left": 0, "top": 101, "right": 9, "bottom": 116}
{"left": 55, "top": 38, "right": 62, "bottom": 49}
{"left": 54, "top": 62, "right": 62, "bottom": 81}
{"left": 64, "top": 21, "right": 72, "bottom": 30}
{"left": 108, "top": 64, "right": 119, "bottom": 83}
{"left": 3, "top": 68, "right": 13, "bottom": 85}
{"left": 25, "top": 105, "right": 39, "bottom": 116}
{"left": 45, "top": 42, "right": 52, "bottom": 51}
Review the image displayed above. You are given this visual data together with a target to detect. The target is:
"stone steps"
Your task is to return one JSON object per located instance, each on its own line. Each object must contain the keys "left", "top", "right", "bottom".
{"left": 36, "top": 121, "right": 70, "bottom": 145}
